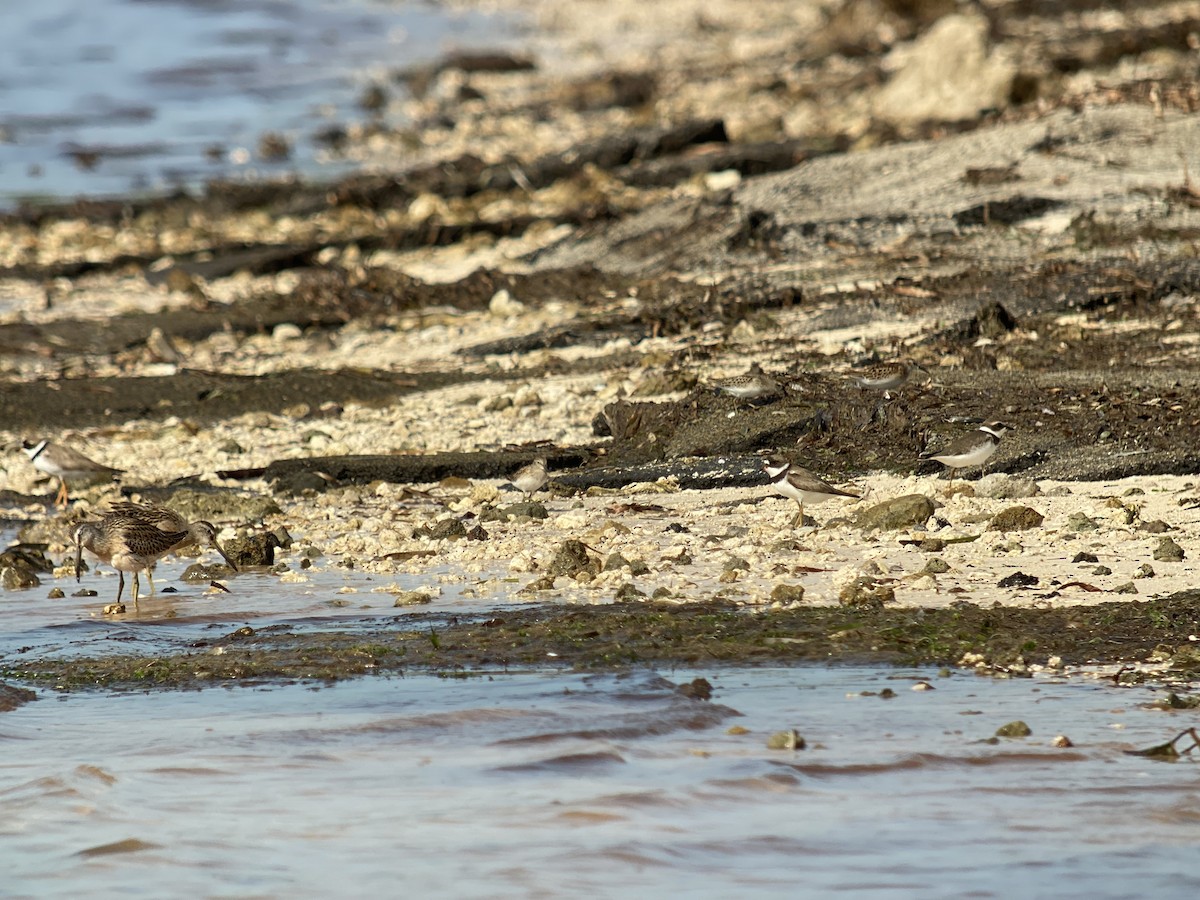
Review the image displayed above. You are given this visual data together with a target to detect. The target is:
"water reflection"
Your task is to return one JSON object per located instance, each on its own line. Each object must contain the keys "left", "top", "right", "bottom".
{"left": 2, "top": 667, "right": 1198, "bottom": 896}
{"left": 0, "top": 0, "right": 507, "bottom": 204}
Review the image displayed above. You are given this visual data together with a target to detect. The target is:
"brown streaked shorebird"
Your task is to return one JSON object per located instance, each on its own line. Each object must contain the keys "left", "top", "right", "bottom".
{"left": 762, "top": 456, "right": 861, "bottom": 527}
{"left": 74, "top": 518, "right": 187, "bottom": 606}
{"left": 845, "top": 360, "right": 927, "bottom": 396}
{"left": 919, "top": 421, "right": 1013, "bottom": 483}
{"left": 22, "top": 439, "right": 123, "bottom": 507}
{"left": 104, "top": 501, "right": 237, "bottom": 592}
{"left": 712, "top": 363, "right": 781, "bottom": 402}
{"left": 509, "top": 458, "right": 548, "bottom": 500}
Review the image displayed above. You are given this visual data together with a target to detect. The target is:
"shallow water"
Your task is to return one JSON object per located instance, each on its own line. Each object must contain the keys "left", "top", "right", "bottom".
{"left": 0, "top": 0, "right": 508, "bottom": 206}
{"left": 2, "top": 666, "right": 1198, "bottom": 898}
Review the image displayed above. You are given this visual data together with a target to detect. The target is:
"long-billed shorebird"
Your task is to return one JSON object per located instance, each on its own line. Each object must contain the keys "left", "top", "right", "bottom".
{"left": 762, "top": 456, "right": 861, "bottom": 527}
{"left": 104, "top": 501, "right": 237, "bottom": 592}
{"left": 75, "top": 507, "right": 236, "bottom": 605}
{"left": 22, "top": 439, "right": 123, "bottom": 506}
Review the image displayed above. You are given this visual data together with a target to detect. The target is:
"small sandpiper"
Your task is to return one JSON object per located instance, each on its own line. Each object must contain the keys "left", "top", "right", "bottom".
{"left": 22, "top": 438, "right": 124, "bottom": 506}
{"left": 762, "top": 456, "right": 861, "bottom": 527}
{"left": 846, "top": 360, "right": 917, "bottom": 393}
{"left": 509, "top": 457, "right": 548, "bottom": 500}
{"left": 919, "top": 421, "right": 1013, "bottom": 481}
{"left": 712, "top": 364, "right": 781, "bottom": 402}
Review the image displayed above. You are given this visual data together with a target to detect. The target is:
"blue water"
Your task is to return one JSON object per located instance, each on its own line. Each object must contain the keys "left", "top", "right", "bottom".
{"left": 0, "top": 0, "right": 510, "bottom": 206}
{"left": 1, "top": 667, "right": 1198, "bottom": 898}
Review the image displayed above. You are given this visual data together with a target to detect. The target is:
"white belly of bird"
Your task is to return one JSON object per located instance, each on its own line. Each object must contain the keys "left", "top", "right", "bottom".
{"left": 932, "top": 440, "right": 996, "bottom": 469}
{"left": 774, "top": 480, "right": 842, "bottom": 506}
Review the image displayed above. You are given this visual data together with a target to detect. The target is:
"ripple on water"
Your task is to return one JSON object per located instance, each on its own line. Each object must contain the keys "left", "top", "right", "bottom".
{"left": 2, "top": 666, "right": 1200, "bottom": 896}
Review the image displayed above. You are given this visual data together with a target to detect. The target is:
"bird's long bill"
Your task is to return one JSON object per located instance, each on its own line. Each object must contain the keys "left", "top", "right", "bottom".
{"left": 74, "top": 538, "right": 83, "bottom": 582}
{"left": 214, "top": 541, "right": 238, "bottom": 572}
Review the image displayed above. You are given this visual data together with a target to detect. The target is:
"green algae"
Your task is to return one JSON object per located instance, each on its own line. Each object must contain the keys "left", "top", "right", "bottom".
{"left": 4, "top": 591, "right": 1200, "bottom": 693}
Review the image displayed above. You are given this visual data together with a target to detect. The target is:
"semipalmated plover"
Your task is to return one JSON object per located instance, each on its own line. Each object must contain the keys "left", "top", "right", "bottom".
{"left": 22, "top": 438, "right": 123, "bottom": 506}
{"left": 919, "top": 421, "right": 1013, "bottom": 480}
{"left": 762, "top": 456, "right": 861, "bottom": 527}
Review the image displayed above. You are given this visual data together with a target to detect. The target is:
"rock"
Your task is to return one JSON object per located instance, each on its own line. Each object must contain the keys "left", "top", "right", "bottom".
{"left": 1052, "top": 735, "right": 1074, "bottom": 748}
{"left": 988, "top": 506, "right": 1044, "bottom": 532}
{"left": 997, "top": 571, "right": 1038, "bottom": 588}
{"left": 1141, "top": 519, "right": 1172, "bottom": 534}
{"left": 855, "top": 494, "right": 936, "bottom": 531}
{"left": 1153, "top": 537, "right": 1185, "bottom": 562}
{"left": 874, "top": 13, "right": 1015, "bottom": 126}
{"left": 272, "top": 322, "right": 303, "bottom": 341}
{"left": 0, "top": 562, "right": 40, "bottom": 589}
{"left": 488, "top": 288, "right": 525, "bottom": 317}
{"left": 0, "top": 683, "right": 37, "bottom": 712}
{"left": 47, "top": 587, "right": 65, "bottom": 599}
{"left": 766, "top": 729, "right": 805, "bottom": 750}
{"left": 1135, "top": 564, "right": 1155, "bottom": 579}
{"left": 603, "top": 552, "right": 631, "bottom": 572}
{"left": 838, "top": 576, "right": 895, "bottom": 608}
{"left": 723, "top": 556, "right": 750, "bottom": 574}
{"left": 975, "top": 474, "right": 1039, "bottom": 499}
{"left": 1092, "top": 565, "right": 1112, "bottom": 575}
{"left": 466, "top": 524, "right": 488, "bottom": 541}
{"left": 614, "top": 583, "right": 646, "bottom": 602}
{"left": 181, "top": 562, "right": 236, "bottom": 582}
{"left": 480, "top": 501, "right": 549, "bottom": 521}
{"left": 769, "top": 583, "right": 805, "bottom": 604}
{"left": 223, "top": 532, "right": 281, "bottom": 567}
{"left": 548, "top": 540, "right": 597, "bottom": 577}
{"left": 421, "top": 518, "right": 468, "bottom": 541}
{"left": 393, "top": 591, "right": 433, "bottom": 607}
{"left": 677, "top": 678, "right": 713, "bottom": 700}
{"left": 923, "top": 557, "right": 951, "bottom": 575}
{"left": 1072, "top": 552, "right": 1099, "bottom": 563}
{"left": 519, "top": 575, "right": 556, "bottom": 593}
{"left": 628, "top": 558, "right": 650, "bottom": 576}
{"left": 130, "top": 487, "right": 281, "bottom": 524}
{"left": 1066, "top": 512, "right": 1099, "bottom": 532}
{"left": 1113, "top": 581, "right": 1138, "bottom": 594}
{"left": 995, "top": 720, "right": 1032, "bottom": 738}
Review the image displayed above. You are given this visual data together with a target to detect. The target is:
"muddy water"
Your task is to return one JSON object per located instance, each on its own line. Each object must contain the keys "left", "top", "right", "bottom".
{"left": 2, "top": 662, "right": 1199, "bottom": 897}
{"left": 0, "top": 0, "right": 509, "bottom": 205}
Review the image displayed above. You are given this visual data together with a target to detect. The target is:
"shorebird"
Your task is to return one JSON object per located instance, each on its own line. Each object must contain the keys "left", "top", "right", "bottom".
{"left": 712, "top": 364, "right": 781, "bottom": 402}
{"left": 762, "top": 456, "right": 861, "bottom": 527}
{"left": 919, "top": 421, "right": 1013, "bottom": 482}
{"left": 845, "top": 360, "right": 918, "bottom": 393}
{"left": 22, "top": 439, "right": 123, "bottom": 506}
{"left": 509, "top": 458, "right": 548, "bottom": 500}
{"left": 105, "top": 501, "right": 237, "bottom": 591}
{"left": 74, "top": 517, "right": 188, "bottom": 606}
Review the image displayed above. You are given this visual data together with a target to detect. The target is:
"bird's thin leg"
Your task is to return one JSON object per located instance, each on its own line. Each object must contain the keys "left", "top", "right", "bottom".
{"left": 146, "top": 565, "right": 157, "bottom": 596}
{"left": 116, "top": 570, "right": 125, "bottom": 604}
{"left": 55, "top": 479, "right": 69, "bottom": 507}
{"left": 132, "top": 571, "right": 141, "bottom": 606}
{"left": 790, "top": 500, "right": 804, "bottom": 528}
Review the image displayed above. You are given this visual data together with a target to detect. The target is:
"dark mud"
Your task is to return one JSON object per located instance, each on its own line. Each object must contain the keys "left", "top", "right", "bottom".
{"left": 6, "top": 591, "right": 1200, "bottom": 692}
